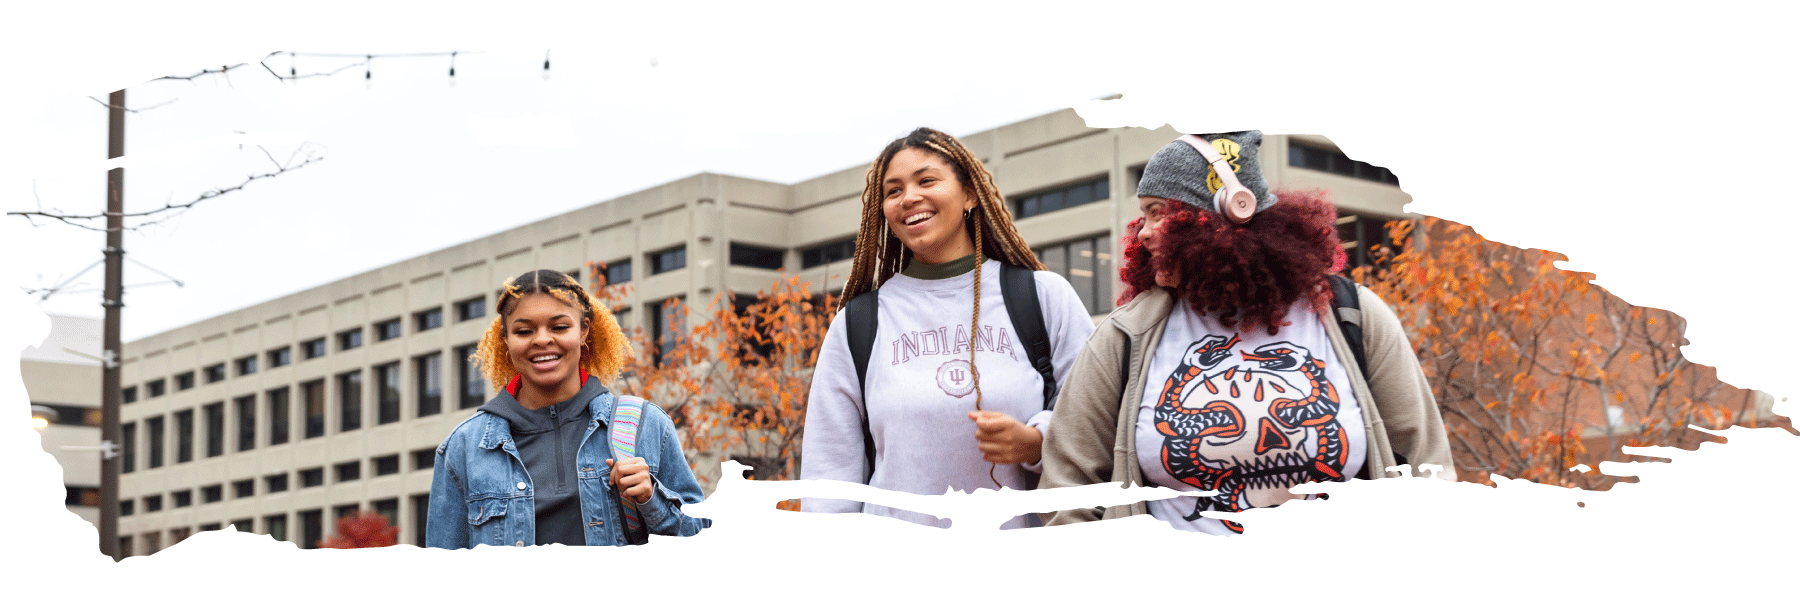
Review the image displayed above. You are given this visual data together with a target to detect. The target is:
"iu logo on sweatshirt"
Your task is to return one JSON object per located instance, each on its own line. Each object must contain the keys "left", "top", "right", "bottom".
{"left": 935, "top": 359, "right": 975, "bottom": 398}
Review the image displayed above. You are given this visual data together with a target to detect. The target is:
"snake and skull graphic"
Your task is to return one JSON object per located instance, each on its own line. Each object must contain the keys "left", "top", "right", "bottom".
{"left": 1151, "top": 333, "right": 1352, "bottom": 533}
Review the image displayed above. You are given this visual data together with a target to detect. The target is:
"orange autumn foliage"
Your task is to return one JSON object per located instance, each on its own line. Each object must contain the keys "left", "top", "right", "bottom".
{"left": 318, "top": 510, "right": 398, "bottom": 549}
{"left": 1354, "top": 217, "right": 1773, "bottom": 489}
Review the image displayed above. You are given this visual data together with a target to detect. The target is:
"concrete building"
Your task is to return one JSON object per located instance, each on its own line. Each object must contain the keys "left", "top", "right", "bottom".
{"left": 110, "top": 109, "right": 1415, "bottom": 554}
{"left": 23, "top": 314, "right": 106, "bottom": 531}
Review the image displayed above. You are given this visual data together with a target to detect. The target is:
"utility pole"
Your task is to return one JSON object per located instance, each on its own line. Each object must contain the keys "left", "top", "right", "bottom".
{"left": 99, "top": 88, "right": 124, "bottom": 561}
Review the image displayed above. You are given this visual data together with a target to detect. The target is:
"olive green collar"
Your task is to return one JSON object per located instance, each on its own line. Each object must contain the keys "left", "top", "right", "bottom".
{"left": 901, "top": 252, "right": 981, "bottom": 280}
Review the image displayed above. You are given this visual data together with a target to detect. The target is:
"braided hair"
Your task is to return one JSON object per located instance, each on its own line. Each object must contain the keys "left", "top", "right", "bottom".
{"left": 840, "top": 127, "right": 1045, "bottom": 425}
{"left": 473, "top": 269, "right": 630, "bottom": 391}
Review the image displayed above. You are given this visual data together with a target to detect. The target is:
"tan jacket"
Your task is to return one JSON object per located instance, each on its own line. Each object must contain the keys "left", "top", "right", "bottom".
{"left": 1041, "top": 286, "right": 1456, "bottom": 525}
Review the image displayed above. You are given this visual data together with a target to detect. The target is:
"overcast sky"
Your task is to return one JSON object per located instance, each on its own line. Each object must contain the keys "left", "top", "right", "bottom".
{"left": 6, "top": 2, "right": 1797, "bottom": 397}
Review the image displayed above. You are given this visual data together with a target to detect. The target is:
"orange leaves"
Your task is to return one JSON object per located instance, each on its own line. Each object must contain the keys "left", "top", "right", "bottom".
{"left": 318, "top": 511, "right": 397, "bottom": 549}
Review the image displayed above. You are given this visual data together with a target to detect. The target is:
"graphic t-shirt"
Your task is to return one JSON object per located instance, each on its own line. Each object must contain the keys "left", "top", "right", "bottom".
{"left": 1135, "top": 298, "right": 1366, "bottom": 535}
{"left": 800, "top": 259, "right": 1094, "bottom": 529}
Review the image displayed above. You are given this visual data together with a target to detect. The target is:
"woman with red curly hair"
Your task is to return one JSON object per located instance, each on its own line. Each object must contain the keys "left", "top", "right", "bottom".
{"left": 1041, "top": 131, "right": 1454, "bottom": 534}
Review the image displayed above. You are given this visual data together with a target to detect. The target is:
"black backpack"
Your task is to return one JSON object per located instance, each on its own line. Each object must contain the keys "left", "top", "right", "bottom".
{"left": 1117, "top": 274, "right": 1401, "bottom": 479}
{"left": 843, "top": 261, "right": 1059, "bottom": 480}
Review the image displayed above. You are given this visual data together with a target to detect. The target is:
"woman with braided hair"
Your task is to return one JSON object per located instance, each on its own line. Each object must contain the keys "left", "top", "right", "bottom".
{"left": 425, "top": 269, "right": 709, "bottom": 547}
{"left": 1039, "top": 131, "right": 1454, "bottom": 534}
{"left": 800, "top": 127, "right": 1095, "bottom": 529}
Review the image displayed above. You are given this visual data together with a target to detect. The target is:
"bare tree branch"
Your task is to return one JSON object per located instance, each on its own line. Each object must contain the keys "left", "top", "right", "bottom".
{"left": 88, "top": 96, "right": 178, "bottom": 113}
{"left": 7, "top": 143, "right": 325, "bottom": 233}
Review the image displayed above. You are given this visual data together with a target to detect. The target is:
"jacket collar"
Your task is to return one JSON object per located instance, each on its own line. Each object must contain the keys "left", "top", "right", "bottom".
{"left": 1106, "top": 287, "right": 1176, "bottom": 336}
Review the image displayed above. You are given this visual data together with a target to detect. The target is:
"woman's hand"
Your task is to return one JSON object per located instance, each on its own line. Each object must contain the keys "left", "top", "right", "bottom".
{"left": 607, "top": 458, "right": 654, "bottom": 505}
{"left": 968, "top": 411, "right": 1043, "bottom": 465}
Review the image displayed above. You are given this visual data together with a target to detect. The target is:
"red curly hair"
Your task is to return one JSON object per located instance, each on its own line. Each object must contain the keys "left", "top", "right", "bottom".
{"left": 1119, "top": 189, "right": 1347, "bottom": 334}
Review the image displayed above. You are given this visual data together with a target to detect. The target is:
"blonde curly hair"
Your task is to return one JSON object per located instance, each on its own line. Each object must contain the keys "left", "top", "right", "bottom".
{"left": 472, "top": 269, "right": 629, "bottom": 392}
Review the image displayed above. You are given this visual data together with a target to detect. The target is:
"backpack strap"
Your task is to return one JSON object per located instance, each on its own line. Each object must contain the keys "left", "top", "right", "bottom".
{"left": 999, "top": 262, "right": 1059, "bottom": 410}
{"left": 844, "top": 288, "right": 880, "bottom": 482}
{"left": 1326, "top": 273, "right": 1370, "bottom": 384}
{"left": 1327, "top": 275, "right": 1410, "bottom": 478}
{"left": 608, "top": 395, "right": 650, "bottom": 545}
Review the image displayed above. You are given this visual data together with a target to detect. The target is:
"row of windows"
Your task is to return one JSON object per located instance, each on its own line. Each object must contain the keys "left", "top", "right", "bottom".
{"left": 119, "top": 347, "right": 485, "bottom": 473}
{"left": 1014, "top": 176, "right": 1111, "bottom": 220}
{"left": 119, "top": 449, "right": 434, "bottom": 521}
{"left": 1034, "top": 234, "right": 1116, "bottom": 316}
{"left": 125, "top": 300, "right": 487, "bottom": 405}
{"left": 119, "top": 494, "right": 427, "bottom": 555}
{"left": 1289, "top": 142, "right": 1401, "bottom": 186}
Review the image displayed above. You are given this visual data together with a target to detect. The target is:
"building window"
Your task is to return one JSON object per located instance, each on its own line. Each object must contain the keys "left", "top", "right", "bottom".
{"left": 1335, "top": 212, "right": 1404, "bottom": 272}
{"left": 729, "top": 243, "right": 785, "bottom": 270}
{"left": 144, "top": 494, "right": 163, "bottom": 512}
{"left": 174, "top": 409, "right": 194, "bottom": 464}
{"left": 1014, "top": 176, "right": 1109, "bottom": 220}
{"left": 146, "top": 379, "right": 165, "bottom": 397}
{"left": 1289, "top": 142, "right": 1400, "bottom": 186}
{"left": 415, "top": 352, "right": 442, "bottom": 417}
{"left": 302, "top": 338, "right": 326, "bottom": 360}
{"left": 235, "top": 355, "right": 257, "bottom": 376}
{"left": 334, "top": 503, "right": 360, "bottom": 523}
{"left": 374, "top": 362, "right": 401, "bottom": 425}
{"left": 338, "top": 328, "right": 364, "bottom": 351}
{"left": 121, "top": 422, "right": 136, "bottom": 473}
{"left": 372, "top": 498, "right": 400, "bottom": 534}
{"left": 199, "top": 522, "right": 221, "bottom": 532}
{"left": 233, "top": 479, "right": 255, "bottom": 499}
{"left": 301, "top": 379, "right": 326, "bottom": 439}
{"left": 141, "top": 531, "right": 161, "bottom": 555}
{"left": 203, "top": 402, "right": 225, "bottom": 458}
{"left": 120, "top": 499, "right": 134, "bottom": 516}
{"left": 170, "top": 526, "right": 191, "bottom": 545}
{"left": 415, "top": 307, "right": 443, "bottom": 332}
{"left": 299, "top": 509, "right": 322, "bottom": 550}
{"left": 335, "top": 460, "right": 361, "bottom": 483}
{"left": 204, "top": 363, "right": 226, "bottom": 383}
{"left": 454, "top": 297, "right": 486, "bottom": 322}
{"left": 299, "top": 467, "right": 324, "bottom": 488}
{"left": 229, "top": 518, "right": 252, "bottom": 533}
{"left": 265, "top": 514, "right": 288, "bottom": 543}
{"left": 122, "top": 386, "right": 137, "bottom": 404}
{"left": 119, "top": 535, "right": 133, "bottom": 557}
{"left": 649, "top": 246, "right": 687, "bottom": 275}
{"left": 267, "top": 387, "right": 290, "bottom": 446}
{"left": 373, "top": 454, "right": 401, "bottom": 477}
{"left": 65, "top": 486, "right": 101, "bottom": 507}
{"left": 174, "top": 371, "right": 195, "bottom": 390}
{"left": 375, "top": 318, "right": 402, "bottom": 342}
{"left": 234, "top": 395, "right": 256, "bottom": 452}
{"left": 412, "top": 448, "right": 435, "bottom": 471}
{"left": 456, "top": 344, "right": 485, "bottom": 409}
{"left": 172, "top": 489, "right": 192, "bottom": 508}
{"left": 268, "top": 346, "right": 292, "bottom": 368}
{"left": 146, "top": 416, "right": 164, "bottom": 469}
{"left": 1034, "top": 234, "right": 1115, "bottom": 315}
{"left": 338, "top": 370, "right": 363, "bottom": 432}
{"left": 201, "top": 484, "right": 223, "bottom": 504}
{"left": 411, "top": 493, "right": 431, "bottom": 546}
{"left": 649, "top": 296, "right": 685, "bottom": 366}
{"left": 603, "top": 260, "right": 632, "bottom": 286}
{"left": 799, "top": 238, "right": 855, "bottom": 269}
{"left": 266, "top": 473, "right": 290, "bottom": 493}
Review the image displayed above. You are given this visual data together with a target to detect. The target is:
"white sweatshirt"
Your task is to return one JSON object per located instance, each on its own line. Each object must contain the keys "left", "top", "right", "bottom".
{"left": 800, "top": 258, "right": 1096, "bottom": 529}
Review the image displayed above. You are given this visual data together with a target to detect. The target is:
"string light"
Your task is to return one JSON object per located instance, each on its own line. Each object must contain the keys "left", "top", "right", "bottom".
{"left": 448, "top": 51, "right": 457, "bottom": 87}
{"left": 542, "top": 49, "right": 551, "bottom": 80}
{"left": 364, "top": 55, "right": 372, "bottom": 88}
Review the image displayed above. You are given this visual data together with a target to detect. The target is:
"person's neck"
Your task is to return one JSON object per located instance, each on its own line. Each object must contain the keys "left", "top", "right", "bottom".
{"left": 903, "top": 252, "right": 980, "bottom": 280}
{"left": 516, "top": 378, "right": 584, "bottom": 410}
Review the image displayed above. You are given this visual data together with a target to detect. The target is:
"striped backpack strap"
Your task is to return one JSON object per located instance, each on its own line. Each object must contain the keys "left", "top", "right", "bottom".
{"left": 609, "top": 395, "right": 650, "bottom": 545}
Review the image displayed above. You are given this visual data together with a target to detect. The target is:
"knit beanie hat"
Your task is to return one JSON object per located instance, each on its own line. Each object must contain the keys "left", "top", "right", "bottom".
{"left": 1135, "top": 130, "right": 1277, "bottom": 217}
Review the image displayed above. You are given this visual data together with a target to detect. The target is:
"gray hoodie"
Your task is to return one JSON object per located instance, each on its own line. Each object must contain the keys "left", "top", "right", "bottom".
{"left": 478, "top": 376, "right": 607, "bottom": 546}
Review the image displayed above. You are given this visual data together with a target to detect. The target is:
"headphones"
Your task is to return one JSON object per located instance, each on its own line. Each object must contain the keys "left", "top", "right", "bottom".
{"left": 1175, "top": 134, "right": 1257, "bottom": 225}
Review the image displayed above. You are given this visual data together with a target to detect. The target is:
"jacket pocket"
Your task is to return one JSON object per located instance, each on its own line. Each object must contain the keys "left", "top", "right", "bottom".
{"left": 467, "top": 498, "right": 508, "bottom": 546}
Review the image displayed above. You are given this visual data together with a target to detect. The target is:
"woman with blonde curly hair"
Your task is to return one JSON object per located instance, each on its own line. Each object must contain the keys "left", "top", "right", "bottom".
{"left": 800, "top": 127, "right": 1096, "bottom": 529}
{"left": 426, "top": 269, "right": 709, "bottom": 547}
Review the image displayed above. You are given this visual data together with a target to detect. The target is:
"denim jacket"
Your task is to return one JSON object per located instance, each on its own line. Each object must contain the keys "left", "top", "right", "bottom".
{"left": 425, "top": 388, "right": 710, "bottom": 548}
